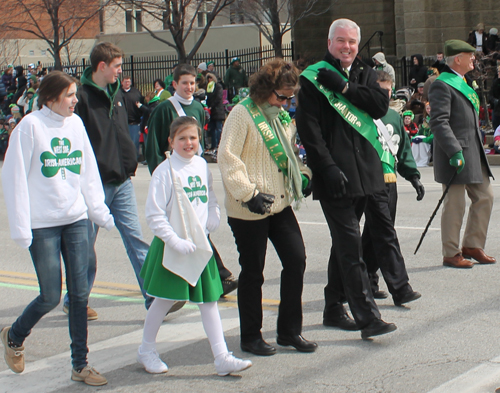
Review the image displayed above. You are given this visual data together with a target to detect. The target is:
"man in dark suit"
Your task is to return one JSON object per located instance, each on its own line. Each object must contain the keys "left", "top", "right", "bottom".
{"left": 429, "top": 39, "right": 495, "bottom": 269}
{"left": 296, "top": 18, "right": 397, "bottom": 340}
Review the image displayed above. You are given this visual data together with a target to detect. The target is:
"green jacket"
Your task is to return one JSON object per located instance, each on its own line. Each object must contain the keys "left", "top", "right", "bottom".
{"left": 224, "top": 65, "right": 248, "bottom": 92}
{"left": 145, "top": 99, "right": 205, "bottom": 174}
{"left": 381, "top": 108, "right": 420, "bottom": 181}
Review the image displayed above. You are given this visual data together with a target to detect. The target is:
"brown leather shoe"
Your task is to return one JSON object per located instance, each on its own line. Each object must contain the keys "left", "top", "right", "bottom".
{"left": 462, "top": 247, "right": 496, "bottom": 264}
{"left": 443, "top": 253, "right": 474, "bottom": 268}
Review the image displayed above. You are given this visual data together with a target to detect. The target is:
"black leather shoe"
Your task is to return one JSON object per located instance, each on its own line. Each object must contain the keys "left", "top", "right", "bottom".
{"left": 373, "top": 290, "right": 389, "bottom": 299}
{"left": 276, "top": 334, "right": 318, "bottom": 353}
{"left": 240, "top": 339, "right": 276, "bottom": 356}
{"left": 361, "top": 319, "right": 397, "bottom": 340}
{"left": 323, "top": 313, "right": 359, "bottom": 331}
{"left": 393, "top": 290, "right": 421, "bottom": 307}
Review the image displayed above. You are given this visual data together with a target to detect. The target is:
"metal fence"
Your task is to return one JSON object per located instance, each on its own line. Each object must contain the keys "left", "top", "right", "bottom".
{"left": 23, "top": 43, "right": 294, "bottom": 94}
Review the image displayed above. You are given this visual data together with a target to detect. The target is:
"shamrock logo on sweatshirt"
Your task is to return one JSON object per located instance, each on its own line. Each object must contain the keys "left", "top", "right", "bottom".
{"left": 183, "top": 176, "right": 207, "bottom": 203}
{"left": 40, "top": 138, "right": 82, "bottom": 179}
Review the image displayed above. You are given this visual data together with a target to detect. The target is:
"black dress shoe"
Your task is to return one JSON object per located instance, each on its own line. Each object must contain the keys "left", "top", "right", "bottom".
{"left": 323, "top": 313, "right": 359, "bottom": 331}
{"left": 373, "top": 290, "right": 389, "bottom": 299}
{"left": 361, "top": 318, "right": 397, "bottom": 340}
{"left": 393, "top": 290, "right": 421, "bottom": 307}
{"left": 240, "top": 338, "right": 276, "bottom": 356}
{"left": 276, "top": 334, "right": 318, "bottom": 352}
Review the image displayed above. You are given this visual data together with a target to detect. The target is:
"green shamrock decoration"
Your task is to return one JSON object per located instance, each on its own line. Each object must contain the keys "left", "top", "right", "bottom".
{"left": 183, "top": 176, "right": 208, "bottom": 203}
{"left": 40, "top": 138, "right": 82, "bottom": 179}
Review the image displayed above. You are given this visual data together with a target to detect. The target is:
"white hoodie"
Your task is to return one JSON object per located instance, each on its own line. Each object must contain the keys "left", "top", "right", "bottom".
{"left": 2, "top": 106, "right": 114, "bottom": 248}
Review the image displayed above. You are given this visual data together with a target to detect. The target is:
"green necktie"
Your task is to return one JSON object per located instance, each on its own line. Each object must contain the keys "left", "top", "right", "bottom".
{"left": 344, "top": 68, "right": 349, "bottom": 78}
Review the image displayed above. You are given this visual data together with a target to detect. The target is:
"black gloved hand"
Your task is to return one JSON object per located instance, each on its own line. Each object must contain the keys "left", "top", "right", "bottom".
{"left": 317, "top": 68, "right": 347, "bottom": 93}
{"left": 322, "top": 165, "right": 348, "bottom": 199}
{"left": 302, "top": 176, "right": 313, "bottom": 198}
{"left": 409, "top": 175, "right": 425, "bottom": 201}
{"left": 245, "top": 192, "right": 275, "bottom": 215}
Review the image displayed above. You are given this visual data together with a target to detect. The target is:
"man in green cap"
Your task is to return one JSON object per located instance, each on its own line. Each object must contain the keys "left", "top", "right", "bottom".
{"left": 429, "top": 39, "right": 495, "bottom": 269}
{"left": 224, "top": 57, "right": 248, "bottom": 101}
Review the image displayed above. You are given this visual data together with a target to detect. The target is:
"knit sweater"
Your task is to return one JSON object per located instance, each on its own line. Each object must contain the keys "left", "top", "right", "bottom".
{"left": 2, "top": 106, "right": 114, "bottom": 248}
{"left": 218, "top": 103, "right": 312, "bottom": 220}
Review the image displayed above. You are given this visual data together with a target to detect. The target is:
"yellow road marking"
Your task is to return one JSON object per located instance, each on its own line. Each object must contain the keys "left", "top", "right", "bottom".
{"left": 0, "top": 270, "right": 279, "bottom": 310}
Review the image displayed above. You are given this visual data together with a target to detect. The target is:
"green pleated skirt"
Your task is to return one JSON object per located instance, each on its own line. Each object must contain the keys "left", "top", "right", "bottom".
{"left": 140, "top": 236, "right": 223, "bottom": 303}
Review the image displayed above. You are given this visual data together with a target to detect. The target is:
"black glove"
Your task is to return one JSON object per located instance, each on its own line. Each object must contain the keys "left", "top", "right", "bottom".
{"left": 317, "top": 68, "right": 347, "bottom": 93}
{"left": 302, "top": 176, "right": 313, "bottom": 198}
{"left": 245, "top": 192, "right": 275, "bottom": 215}
{"left": 409, "top": 175, "right": 425, "bottom": 201}
{"left": 322, "top": 165, "right": 348, "bottom": 199}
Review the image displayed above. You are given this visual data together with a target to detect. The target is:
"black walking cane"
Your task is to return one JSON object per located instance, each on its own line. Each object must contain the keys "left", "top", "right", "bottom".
{"left": 414, "top": 169, "right": 458, "bottom": 255}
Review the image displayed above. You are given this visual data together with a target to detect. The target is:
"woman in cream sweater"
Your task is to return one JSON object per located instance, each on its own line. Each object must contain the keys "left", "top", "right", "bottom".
{"left": 218, "top": 59, "right": 316, "bottom": 357}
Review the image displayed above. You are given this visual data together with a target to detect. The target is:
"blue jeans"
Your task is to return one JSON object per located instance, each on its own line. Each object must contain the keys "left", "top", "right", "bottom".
{"left": 208, "top": 119, "right": 223, "bottom": 150}
{"left": 10, "top": 219, "right": 90, "bottom": 370}
{"left": 128, "top": 124, "right": 141, "bottom": 159}
{"left": 65, "top": 179, "right": 152, "bottom": 309}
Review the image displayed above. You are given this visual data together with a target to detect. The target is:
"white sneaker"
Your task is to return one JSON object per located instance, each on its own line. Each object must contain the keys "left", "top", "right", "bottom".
{"left": 137, "top": 348, "right": 168, "bottom": 374}
{"left": 214, "top": 352, "right": 252, "bottom": 376}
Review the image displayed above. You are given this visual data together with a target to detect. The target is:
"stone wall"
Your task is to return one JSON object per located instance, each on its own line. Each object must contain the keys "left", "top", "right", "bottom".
{"left": 292, "top": 0, "right": 500, "bottom": 61}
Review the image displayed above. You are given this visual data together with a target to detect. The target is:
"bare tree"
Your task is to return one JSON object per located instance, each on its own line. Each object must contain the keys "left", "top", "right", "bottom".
{"left": 1, "top": 0, "right": 110, "bottom": 70}
{"left": 0, "top": 36, "right": 26, "bottom": 68}
{"left": 112, "top": 0, "right": 236, "bottom": 63}
{"left": 235, "top": 0, "right": 332, "bottom": 58}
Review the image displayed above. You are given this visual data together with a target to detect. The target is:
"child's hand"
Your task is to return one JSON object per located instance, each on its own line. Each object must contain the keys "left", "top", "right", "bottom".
{"left": 169, "top": 237, "right": 197, "bottom": 255}
{"left": 206, "top": 214, "right": 220, "bottom": 232}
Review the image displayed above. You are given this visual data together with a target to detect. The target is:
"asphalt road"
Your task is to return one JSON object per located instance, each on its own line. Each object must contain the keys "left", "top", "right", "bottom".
{"left": 1, "top": 163, "right": 500, "bottom": 393}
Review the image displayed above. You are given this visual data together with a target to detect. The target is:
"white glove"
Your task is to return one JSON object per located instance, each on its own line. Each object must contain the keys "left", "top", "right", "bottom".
{"left": 167, "top": 236, "right": 197, "bottom": 255}
{"left": 206, "top": 214, "right": 220, "bottom": 233}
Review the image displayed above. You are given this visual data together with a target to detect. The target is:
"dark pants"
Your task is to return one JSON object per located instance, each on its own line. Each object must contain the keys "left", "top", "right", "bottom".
{"left": 361, "top": 184, "right": 412, "bottom": 296}
{"left": 228, "top": 207, "right": 305, "bottom": 342}
{"left": 321, "top": 197, "right": 380, "bottom": 329}
{"left": 209, "top": 236, "right": 231, "bottom": 280}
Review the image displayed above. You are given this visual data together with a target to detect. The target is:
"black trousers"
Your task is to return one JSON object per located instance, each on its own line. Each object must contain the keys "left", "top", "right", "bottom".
{"left": 228, "top": 207, "right": 305, "bottom": 342}
{"left": 361, "top": 183, "right": 411, "bottom": 296}
{"left": 321, "top": 197, "right": 380, "bottom": 328}
{"left": 209, "top": 236, "right": 231, "bottom": 280}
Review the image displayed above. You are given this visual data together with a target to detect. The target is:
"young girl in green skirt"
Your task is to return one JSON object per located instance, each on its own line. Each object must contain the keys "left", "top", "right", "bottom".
{"left": 137, "top": 116, "right": 252, "bottom": 376}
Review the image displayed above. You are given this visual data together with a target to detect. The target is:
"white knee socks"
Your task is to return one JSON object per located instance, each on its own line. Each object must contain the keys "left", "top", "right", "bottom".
{"left": 198, "top": 302, "right": 228, "bottom": 359}
{"left": 140, "top": 298, "right": 174, "bottom": 352}
{"left": 140, "top": 299, "right": 228, "bottom": 360}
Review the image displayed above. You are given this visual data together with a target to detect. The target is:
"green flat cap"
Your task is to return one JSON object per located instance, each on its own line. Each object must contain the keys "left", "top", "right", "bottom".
{"left": 444, "top": 39, "right": 476, "bottom": 57}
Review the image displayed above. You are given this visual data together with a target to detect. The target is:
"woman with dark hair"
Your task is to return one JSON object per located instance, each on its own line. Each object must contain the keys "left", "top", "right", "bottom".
{"left": 408, "top": 54, "right": 428, "bottom": 90}
{"left": 1, "top": 70, "right": 113, "bottom": 386}
{"left": 205, "top": 72, "right": 224, "bottom": 153}
{"left": 153, "top": 78, "right": 171, "bottom": 102}
{"left": 218, "top": 58, "right": 317, "bottom": 356}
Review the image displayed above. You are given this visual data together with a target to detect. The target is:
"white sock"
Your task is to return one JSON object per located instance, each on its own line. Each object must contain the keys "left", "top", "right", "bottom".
{"left": 140, "top": 298, "right": 174, "bottom": 352}
{"left": 198, "top": 302, "right": 228, "bottom": 359}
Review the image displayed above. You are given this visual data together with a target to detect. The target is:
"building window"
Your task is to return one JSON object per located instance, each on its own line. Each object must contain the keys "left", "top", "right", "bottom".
{"left": 41, "top": 50, "right": 46, "bottom": 56}
{"left": 125, "top": 2, "right": 143, "bottom": 33}
{"left": 99, "top": 9, "right": 105, "bottom": 33}
{"left": 229, "top": 3, "right": 244, "bottom": 25}
{"left": 198, "top": 12, "right": 207, "bottom": 27}
{"left": 136, "top": 10, "right": 142, "bottom": 32}
{"left": 29, "top": 50, "right": 34, "bottom": 56}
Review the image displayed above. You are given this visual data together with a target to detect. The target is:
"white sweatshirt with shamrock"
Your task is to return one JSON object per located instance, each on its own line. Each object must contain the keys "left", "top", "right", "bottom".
{"left": 2, "top": 106, "right": 114, "bottom": 249}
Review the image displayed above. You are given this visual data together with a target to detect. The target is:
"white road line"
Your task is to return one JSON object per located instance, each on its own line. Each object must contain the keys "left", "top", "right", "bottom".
{"left": 0, "top": 307, "right": 242, "bottom": 393}
{"left": 428, "top": 355, "right": 500, "bottom": 393}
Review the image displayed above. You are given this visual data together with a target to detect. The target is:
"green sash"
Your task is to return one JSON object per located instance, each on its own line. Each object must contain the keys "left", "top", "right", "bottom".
{"left": 436, "top": 72, "right": 480, "bottom": 114}
{"left": 301, "top": 61, "right": 395, "bottom": 173}
{"left": 240, "top": 97, "right": 289, "bottom": 171}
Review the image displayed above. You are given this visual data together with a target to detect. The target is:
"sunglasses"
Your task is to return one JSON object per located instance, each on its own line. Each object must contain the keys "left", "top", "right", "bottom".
{"left": 273, "top": 90, "right": 295, "bottom": 101}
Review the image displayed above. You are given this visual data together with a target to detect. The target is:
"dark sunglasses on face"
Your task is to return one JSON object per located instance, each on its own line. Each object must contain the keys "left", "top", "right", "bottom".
{"left": 273, "top": 90, "right": 295, "bottom": 101}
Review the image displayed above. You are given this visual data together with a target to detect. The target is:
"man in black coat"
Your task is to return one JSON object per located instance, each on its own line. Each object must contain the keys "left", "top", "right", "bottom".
{"left": 296, "top": 18, "right": 397, "bottom": 340}
{"left": 121, "top": 75, "right": 144, "bottom": 159}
